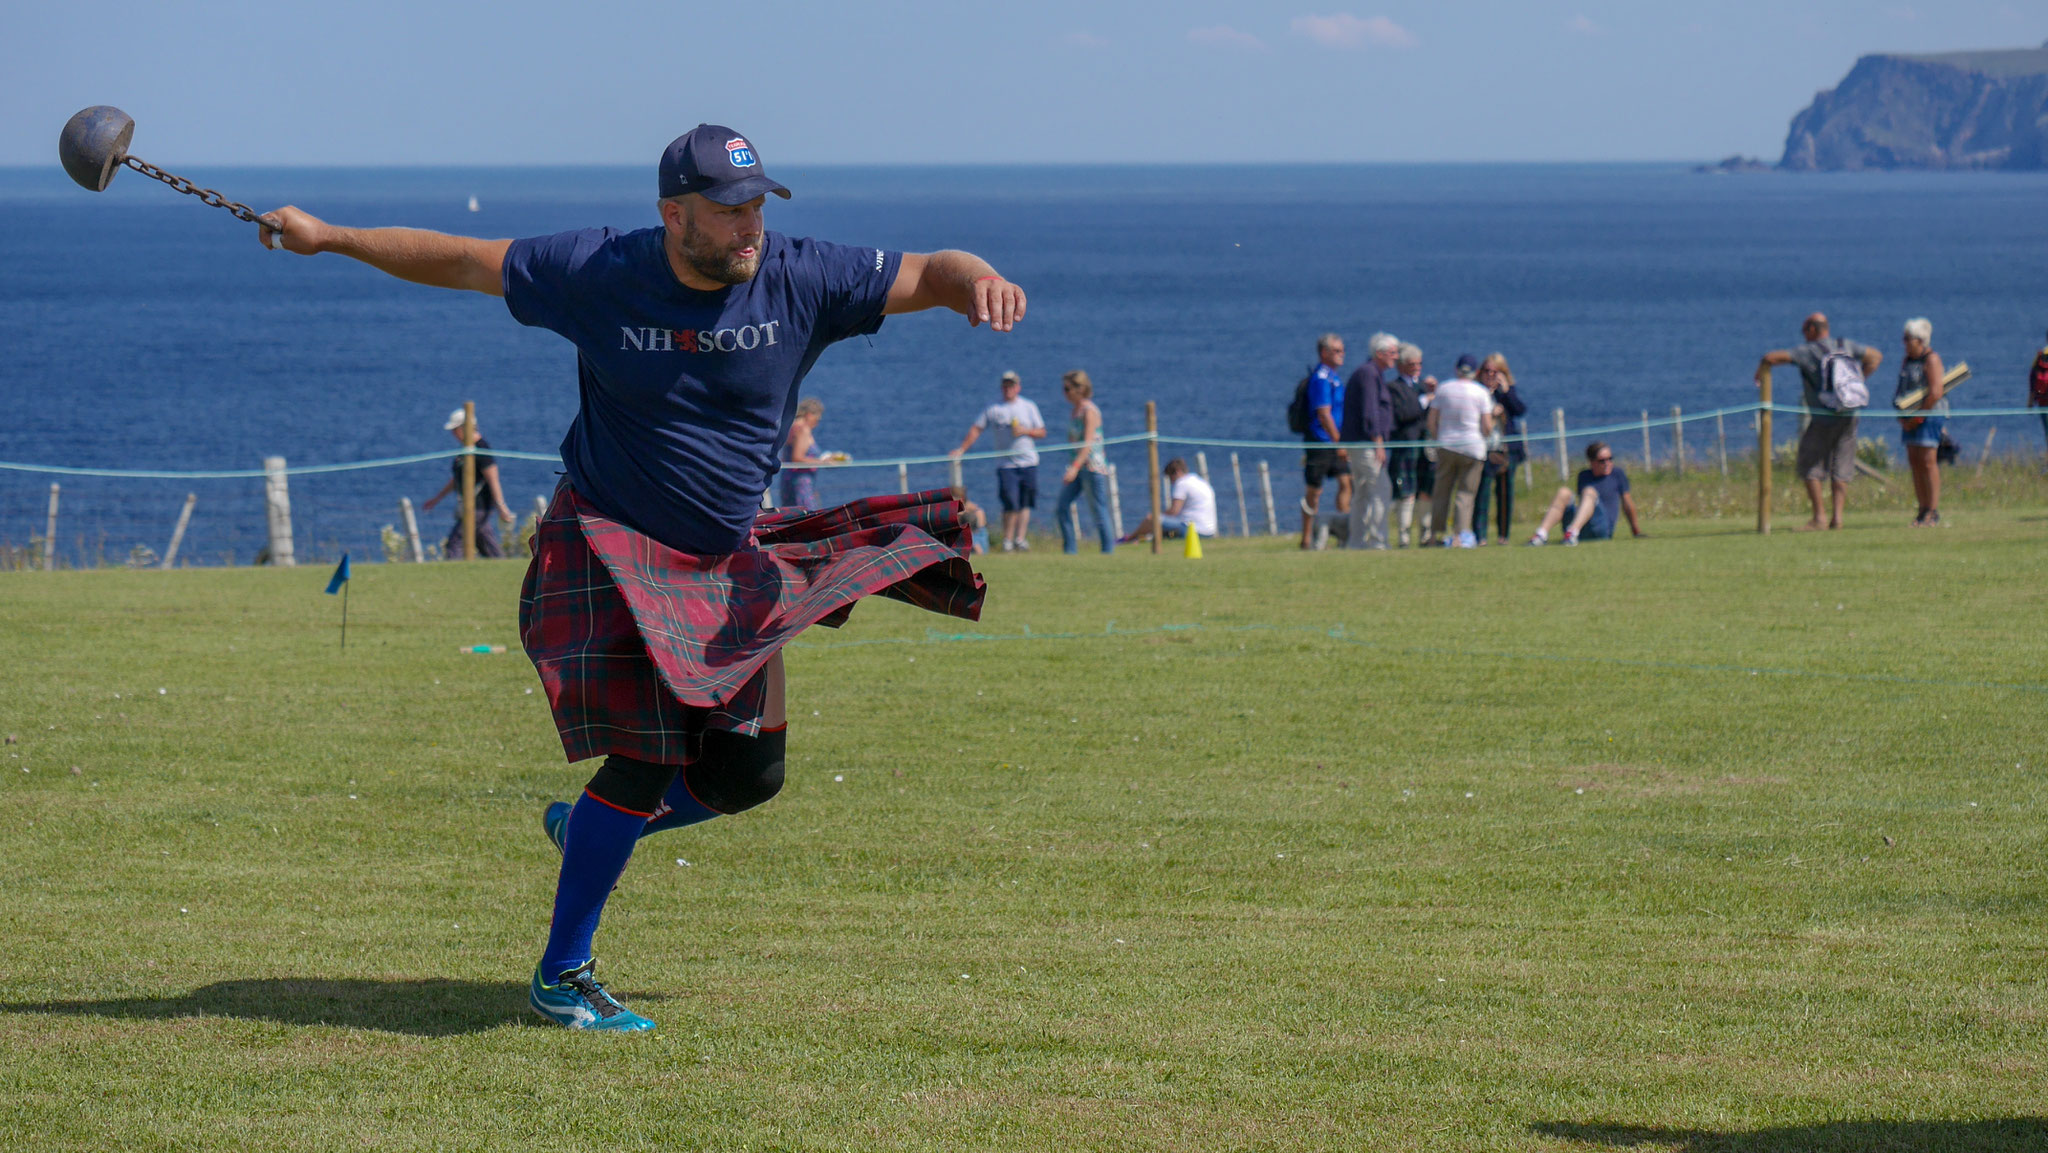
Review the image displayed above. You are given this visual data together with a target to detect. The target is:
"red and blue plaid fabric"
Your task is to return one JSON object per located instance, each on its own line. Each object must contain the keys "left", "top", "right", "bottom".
{"left": 520, "top": 483, "right": 984, "bottom": 764}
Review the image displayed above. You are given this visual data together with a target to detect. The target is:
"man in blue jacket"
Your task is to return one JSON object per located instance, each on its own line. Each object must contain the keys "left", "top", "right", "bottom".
{"left": 1340, "top": 332, "right": 1399, "bottom": 550}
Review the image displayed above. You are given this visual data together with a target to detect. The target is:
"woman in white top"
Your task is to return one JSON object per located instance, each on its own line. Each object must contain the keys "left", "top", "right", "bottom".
{"left": 1425, "top": 354, "right": 1495, "bottom": 548}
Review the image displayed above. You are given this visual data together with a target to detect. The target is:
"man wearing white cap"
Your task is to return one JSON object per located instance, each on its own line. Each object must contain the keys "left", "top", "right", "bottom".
{"left": 423, "top": 407, "right": 516, "bottom": 558}
{"left": 951, "top": 370, "right": 1047, "bottom": 550}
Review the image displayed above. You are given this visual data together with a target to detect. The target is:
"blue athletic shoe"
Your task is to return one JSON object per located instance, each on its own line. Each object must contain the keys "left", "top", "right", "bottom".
{"left": 542, "top": 801, "right": 571, "bottom": 855}
{"left": 529, "top": 961, "right": 656, "bottom": 1032}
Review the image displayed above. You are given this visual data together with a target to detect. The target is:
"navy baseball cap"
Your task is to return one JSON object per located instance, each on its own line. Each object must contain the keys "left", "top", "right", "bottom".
{"left": 1455, "top": 353, "right": 1479, "bottom": 372}
{"left": 658, "top": 124, "right": 791, "bottom": 205}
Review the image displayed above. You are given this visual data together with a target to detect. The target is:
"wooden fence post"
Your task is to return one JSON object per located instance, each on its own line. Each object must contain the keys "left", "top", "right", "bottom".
{"left": 1640, "top": 410, "right": 1653, "bottom": 473}
{"left": 1257, "top": 460, "right": 1277, "bottom": 535}
{"left": 947, "top": 456, "right": 962, "bottom": 492}
{"left": 1756, "top": 378, "right": 1773, "bottom": 535}
{"left": 1145, "top": 401, "right": 1163, "bottom": 554}
{"left": 263, "top": 457, "right": 296, "bottom": 567}
{"left": 1553, "top": 408, "right": 1568, "bottom": 481}
{"left": 1106, "top": 464, "right": 1125, "bottom": 541}
{"left": 527, "top": 496, "right": 547, "bottom": 557}
{"left": 42, "top": 483, "right": 59, "bottom": 570}
{"left": 1717, "top": 411, "right": 1728, "bottom": 478}
{"left": 1196, "top": 451, "right": 1210, "bottom": 482}
{"left": 161, "top": 493, "right": 196, "bottom": 569}
{"left": 400, "top": 497, "right": 425, "bottom": 562}
{"left": 1672, "top": 406, "right": 1685, "bottom": 476}
{"left": 460, "top": 401, "right": 478, "bottom": 562}
{"left": 1975, "top": 427, "right": 1997, "bottom": 476}
{"left": 897, "top": 462, "right": 909, "bottom": 495}
{"left": 1230, "top": 452, "right": 1249, "bottom": 537}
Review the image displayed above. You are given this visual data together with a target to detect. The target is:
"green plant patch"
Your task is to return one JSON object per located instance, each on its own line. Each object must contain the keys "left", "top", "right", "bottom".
{"left": 1, "top": 512, "right": 2043, "bottom": 1150}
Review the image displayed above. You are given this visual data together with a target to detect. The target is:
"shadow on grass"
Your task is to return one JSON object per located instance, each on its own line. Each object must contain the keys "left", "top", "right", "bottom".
{"left": 1533, "top": 1118, "right": 2048, "bottom": 1151}
{"left": 3, "top": 978, "right": 539, "bottom": 1036}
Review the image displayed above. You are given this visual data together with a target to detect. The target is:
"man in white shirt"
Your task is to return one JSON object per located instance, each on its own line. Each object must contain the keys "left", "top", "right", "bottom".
{"left": 1120, "top": 458, "right": 1217, "bottom": 542}
{"left": 1425, "top": 354, "right": 1494, "bottom": 548}
{"left": 951, "top": 370, "right": 1047, "bottom": 550}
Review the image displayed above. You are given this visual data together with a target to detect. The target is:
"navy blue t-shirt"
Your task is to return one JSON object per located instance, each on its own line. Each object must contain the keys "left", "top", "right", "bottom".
{"left": 503, "top": 228, "right": 902, "bottom": 553}
{"left": 1575, "top": 466, "right": 1630, "bottom": 528}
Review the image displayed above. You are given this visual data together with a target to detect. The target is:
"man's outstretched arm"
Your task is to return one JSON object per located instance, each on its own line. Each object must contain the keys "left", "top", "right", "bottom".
{"left": 885, "top": 251, "right": 1026, "bottom": 331}
{"left": 259, "top": 208, "right": 510, "bottom": 296}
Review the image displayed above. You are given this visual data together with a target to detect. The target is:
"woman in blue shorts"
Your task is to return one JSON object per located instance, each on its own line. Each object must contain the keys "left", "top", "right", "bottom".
{"left": 1896, "top": 317, "right": 1948, "bottom": 527}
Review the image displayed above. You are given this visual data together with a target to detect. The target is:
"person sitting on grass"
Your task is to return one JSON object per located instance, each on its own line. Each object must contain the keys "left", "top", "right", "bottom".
{"left": 1121, "top": 458, "right": 1218, "bottom": 543}
{"left": 951, "top": 483, "right": 990, "bottom": 555}
{"left": 1527, "top": 441, "right": 1644, "bottom": 546}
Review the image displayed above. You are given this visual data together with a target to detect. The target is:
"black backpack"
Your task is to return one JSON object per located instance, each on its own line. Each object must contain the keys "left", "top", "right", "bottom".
{"left": 1386, "top": 375, "right": 1425, "bottom": 429}
{"left": 1286, "top": 376, "right": 1312, "bottom": 435}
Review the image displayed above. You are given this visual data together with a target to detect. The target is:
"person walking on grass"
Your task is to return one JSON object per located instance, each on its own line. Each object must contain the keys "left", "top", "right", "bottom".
{"left": 1470, "top": 353, "right": 1527, "bottom": 545}
{"left": 952, "top": 370, "right": 1046, "bottom": 551}
{"left": 1528, "top": 441, "right": 1645, "bottom": 545}
{"left": 1757, "top": 312, "right": 1882, "bottom": 531}
{"left": 777, "top": 396, "right": 831, "bottom": 511}
{"left": 1385, "top": 344, "right": 1431, "bottom": 548}
{"left": 2027, "top": 331, "right": 2048, "bottom": 469}
{"left": 1426, "top": 355, "right": 1493, "bottom": 548}
{"left": 422, "top": 407, "right": 517, "bottom": 558}
{"left": 1896, "top": 318, "right": 1949, "bottom": 527}
{"left": 1300, "top": 333, "right": 1351, "bottom": 549}
{"left": 1341, "top": 332, "right": 1398, "bottom": 550}
{"left": 1054, "top": 370, "right": 1113, "bottom": 554}
{"left": 259, "top": 123, "right": 1017, "bottom": 1031}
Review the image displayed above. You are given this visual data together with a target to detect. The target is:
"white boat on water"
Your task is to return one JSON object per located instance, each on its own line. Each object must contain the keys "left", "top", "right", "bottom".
{"left": 467, "top": 195, "right": 480, "bottom": 212}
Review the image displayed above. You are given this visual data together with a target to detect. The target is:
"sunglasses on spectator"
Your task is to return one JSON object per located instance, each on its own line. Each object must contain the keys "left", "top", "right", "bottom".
{"left": 1594, "top": 455, "right": 1613, "bottom": 463}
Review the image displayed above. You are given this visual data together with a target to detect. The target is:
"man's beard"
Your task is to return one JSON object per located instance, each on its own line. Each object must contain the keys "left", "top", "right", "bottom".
{"left": 680, "top": 213, "right": 762, "bottom": 285}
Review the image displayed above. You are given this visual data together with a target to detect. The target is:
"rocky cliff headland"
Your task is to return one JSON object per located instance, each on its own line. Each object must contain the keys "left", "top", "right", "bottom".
{"left": 1780, "top": 40, "right": 2048, "bottom": 170}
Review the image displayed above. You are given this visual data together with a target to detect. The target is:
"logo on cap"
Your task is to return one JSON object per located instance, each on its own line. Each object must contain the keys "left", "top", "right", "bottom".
{"left": 725, "top": 138, "right": 757, "bottom": 168}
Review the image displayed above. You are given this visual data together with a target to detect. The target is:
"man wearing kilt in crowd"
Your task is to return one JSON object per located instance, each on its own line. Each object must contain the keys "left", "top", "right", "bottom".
{"left": 259, "top": 124, "right": 1022, "bottom": 1031}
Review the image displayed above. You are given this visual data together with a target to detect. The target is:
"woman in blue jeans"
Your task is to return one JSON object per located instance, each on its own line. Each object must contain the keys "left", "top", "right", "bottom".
{"left": 1055, "top": 369, "right": 1114, "bottom": 554}
{"left": 1897, "top": 318, "right": 1948, "bottom": 527}
{"left": 1471, "top": 353, "right": 1527, "bottom": 543}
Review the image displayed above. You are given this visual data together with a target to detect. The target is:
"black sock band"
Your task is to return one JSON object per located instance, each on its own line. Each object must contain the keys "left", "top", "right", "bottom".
{"left": 585, "top": 755, "right": 681, "bottom": 817}
{"left": 685, "top": 728, "right": 787, "bottom": 815}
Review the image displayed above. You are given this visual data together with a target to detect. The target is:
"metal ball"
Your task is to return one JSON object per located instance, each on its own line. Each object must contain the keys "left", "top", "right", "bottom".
{"left": 59, "top": 106, "right": 135, "bottom": 192}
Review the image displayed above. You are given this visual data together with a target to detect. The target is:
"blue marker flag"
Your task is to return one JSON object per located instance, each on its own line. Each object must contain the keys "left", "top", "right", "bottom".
{"left": 325, "top": 553, "right": 352, "bottom": 595}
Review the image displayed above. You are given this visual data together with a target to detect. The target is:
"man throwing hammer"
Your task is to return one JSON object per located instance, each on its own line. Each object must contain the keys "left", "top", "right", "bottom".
{"left": 259, "top": 125, "right": 1022, "bottom": 1031}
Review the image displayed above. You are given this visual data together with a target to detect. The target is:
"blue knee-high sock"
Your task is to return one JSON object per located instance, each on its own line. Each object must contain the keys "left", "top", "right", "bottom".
{"left": 539, "top": 791, "right": 648, "bottom": 980}
{"left": 638, "top": 773, "right": 721, "bottom": 839}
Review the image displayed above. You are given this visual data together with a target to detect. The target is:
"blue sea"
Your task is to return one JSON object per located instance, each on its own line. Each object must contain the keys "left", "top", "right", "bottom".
{"left": 3, "top": 164, "right": 2045, "bottom": 564}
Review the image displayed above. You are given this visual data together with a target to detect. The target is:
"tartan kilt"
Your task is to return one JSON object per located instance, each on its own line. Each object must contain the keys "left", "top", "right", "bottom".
{"left": 520, "top": 483, "right": 984, "bottom": 764}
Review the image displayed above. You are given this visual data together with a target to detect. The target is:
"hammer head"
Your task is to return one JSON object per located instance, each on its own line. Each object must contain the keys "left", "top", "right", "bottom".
{"left": 59, "top": 106, "right": 135, "bottom": 192}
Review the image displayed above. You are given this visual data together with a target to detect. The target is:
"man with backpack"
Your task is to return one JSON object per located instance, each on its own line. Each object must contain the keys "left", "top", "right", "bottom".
{"left": 1292, "top": 333, "right": 1351, "bottom": 549}
{"left": 2028, "top": 332, "right": 2048, "bottom": 466}
{"left": 1758, "top": 313, "right": 1882, "bottom": 531}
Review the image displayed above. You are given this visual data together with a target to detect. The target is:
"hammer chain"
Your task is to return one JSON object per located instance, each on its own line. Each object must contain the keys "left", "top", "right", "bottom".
{"left": 121, "top": 156, "right": 274, "bottom": 228}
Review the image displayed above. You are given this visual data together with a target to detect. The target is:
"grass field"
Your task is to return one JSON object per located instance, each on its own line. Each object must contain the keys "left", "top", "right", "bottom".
{"left": 2, "top": 507, "right": 2044, "bottom": 1151}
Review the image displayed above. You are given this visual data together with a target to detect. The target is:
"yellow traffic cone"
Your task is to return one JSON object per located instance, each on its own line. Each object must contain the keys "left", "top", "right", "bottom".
{"left": 1182, "top": 523, "right": 1202, "bottom": 559}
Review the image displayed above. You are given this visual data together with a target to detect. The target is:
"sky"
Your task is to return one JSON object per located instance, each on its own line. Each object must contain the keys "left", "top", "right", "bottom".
{"left": 4, "top": 1, "right": 2044, "bottom": 166}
